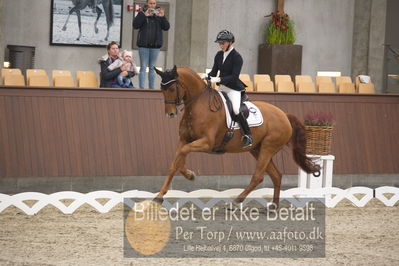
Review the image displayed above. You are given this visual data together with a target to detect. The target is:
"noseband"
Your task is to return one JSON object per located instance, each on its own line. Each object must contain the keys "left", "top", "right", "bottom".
{"left": 161, "top": 79, "right": 184, "bottom": 106}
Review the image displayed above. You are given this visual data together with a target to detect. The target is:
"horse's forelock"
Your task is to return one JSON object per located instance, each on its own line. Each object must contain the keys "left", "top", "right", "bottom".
{"left": 162, "top": 69, "right": 177, "bottom": 83}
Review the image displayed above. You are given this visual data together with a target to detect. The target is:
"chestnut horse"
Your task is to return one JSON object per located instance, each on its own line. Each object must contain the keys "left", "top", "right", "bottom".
{"left": 154, "top": 66, "right": 320, "bottom": 207}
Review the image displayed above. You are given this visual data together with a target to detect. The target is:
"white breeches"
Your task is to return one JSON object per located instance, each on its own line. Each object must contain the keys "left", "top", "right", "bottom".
{"left": 218, "top": 85, "right": 241, "bottom": 115}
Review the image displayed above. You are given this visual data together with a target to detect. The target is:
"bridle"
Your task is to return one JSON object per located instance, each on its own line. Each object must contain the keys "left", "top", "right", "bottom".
{"left": 161, "top": 79, "right": 184, "bottom": 106}
{"left": 160, "top": 77, "right": 219, "bottom": 112}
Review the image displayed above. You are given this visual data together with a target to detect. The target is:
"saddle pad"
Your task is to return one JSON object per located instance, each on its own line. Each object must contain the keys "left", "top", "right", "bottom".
{"left": 217, "top": 91, "right": 263, "bottom": 129}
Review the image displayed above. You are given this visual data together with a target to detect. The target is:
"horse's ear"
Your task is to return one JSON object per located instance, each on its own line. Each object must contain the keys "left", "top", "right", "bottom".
{"left": 172, "top": 65, "right": 178, "bottom": 78}
{"left": 154, "top": 67, "right": 164, "bottom": 77}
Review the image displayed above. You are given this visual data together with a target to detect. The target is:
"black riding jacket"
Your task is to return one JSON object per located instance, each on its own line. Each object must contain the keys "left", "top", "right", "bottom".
{"left": 208, "top": 48, "right": 247, "bottom": 91}
{"left": 132, "top": 10, "right": 170, "bottom": 48}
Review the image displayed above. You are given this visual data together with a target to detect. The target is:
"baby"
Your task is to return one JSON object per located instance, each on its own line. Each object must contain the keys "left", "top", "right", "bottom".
{"left": 108, "top": 50, "right": 139, "bottom": 88}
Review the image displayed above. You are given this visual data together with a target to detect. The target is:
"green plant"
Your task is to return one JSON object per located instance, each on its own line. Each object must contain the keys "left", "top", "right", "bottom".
{"left": 265, "top": 11, "right": 295, "bottom": 45}
{"left": 304, "top": 111, "right": 335, "bottom": 127}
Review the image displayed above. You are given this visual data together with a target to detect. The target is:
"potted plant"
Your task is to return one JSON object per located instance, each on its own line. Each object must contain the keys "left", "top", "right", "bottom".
{"left": 265, "top": 11, "right": 295, "bottom": 45}
{"left": 258, "top": 1, "right": 302, "bottom": 82}
{"left": 304, "top": 111, "right": 335, "bottom": 155}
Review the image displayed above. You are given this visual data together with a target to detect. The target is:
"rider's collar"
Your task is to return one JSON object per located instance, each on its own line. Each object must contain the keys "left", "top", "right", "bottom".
{"left": 223, "top": 46, "right": 234, "bottom": 63}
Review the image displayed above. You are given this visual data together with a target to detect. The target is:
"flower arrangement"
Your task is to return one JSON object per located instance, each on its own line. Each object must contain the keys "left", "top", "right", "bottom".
{"left": 304, "top": 111, "right": 335, "bottom": 127}
{"left": 265, "top": 11, "right": 295, "bottom": 45}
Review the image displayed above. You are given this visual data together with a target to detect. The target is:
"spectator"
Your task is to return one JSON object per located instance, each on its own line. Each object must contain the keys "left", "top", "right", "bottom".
{"left": 133, "top": 0, "right": 170, "bottom": 89}
{"left": 99, "top": 41, "right": 135, "bottom": 88}
{"left": 107, "top": 50, "right": 139, "bottom": 88}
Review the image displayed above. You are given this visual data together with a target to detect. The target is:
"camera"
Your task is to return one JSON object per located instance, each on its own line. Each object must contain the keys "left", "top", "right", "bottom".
{"left": 150, "top": 9, "right": 159, "bottom": 15}
{"left": 143, "top": 5, "right": 160, "bottom": 15}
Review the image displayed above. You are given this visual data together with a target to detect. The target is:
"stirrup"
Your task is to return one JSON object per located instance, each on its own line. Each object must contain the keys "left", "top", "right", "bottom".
{"left": 242, "top": 135, "right": 253, "bottom": 148}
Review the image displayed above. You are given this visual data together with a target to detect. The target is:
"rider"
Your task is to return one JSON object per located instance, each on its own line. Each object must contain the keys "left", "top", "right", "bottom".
{"left": 207, "top": 30, "right": 253, "bottom": 148}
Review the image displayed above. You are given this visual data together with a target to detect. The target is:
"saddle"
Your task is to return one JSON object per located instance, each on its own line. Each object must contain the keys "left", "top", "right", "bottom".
{"left": 220, "top": 91, "right": 249, "bottom": 122}
{"left": 212, "top": 91, "right": 249, "bottom": 154}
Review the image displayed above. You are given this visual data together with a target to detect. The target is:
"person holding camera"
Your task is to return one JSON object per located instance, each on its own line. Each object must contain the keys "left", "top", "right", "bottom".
{"left": 133, "top": 0, "right": 170, "bottom": 89}
{"left": 206, "top": 30, "right": 252, "bottom": 148}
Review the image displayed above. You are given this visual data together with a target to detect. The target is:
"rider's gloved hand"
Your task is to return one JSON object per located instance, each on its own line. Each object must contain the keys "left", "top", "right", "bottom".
{"left": 200, "top": 73, "right": 208, "bottom": 80}
{"left": 210, "top": 77, "right": 221, "bottom": 83}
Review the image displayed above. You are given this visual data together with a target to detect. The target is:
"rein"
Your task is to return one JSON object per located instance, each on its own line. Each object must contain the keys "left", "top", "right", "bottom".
{"left": 208, "top": 85, "right": 223, "bottom": 112}
{"left": 161, "top": 78, "right": 219, "bottom": 112}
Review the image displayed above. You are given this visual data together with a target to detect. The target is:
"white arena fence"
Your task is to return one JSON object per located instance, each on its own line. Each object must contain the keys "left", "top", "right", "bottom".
{"left": 0, "top": 186, "right": 398, "bottom": 215}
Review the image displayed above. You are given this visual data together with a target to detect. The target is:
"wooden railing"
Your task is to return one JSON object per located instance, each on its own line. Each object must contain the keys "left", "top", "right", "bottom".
{"left": 1, "top": 86, "right": 398, "bottom": 177}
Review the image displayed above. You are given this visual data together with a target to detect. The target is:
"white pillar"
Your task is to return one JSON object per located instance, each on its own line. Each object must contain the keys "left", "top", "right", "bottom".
{"left": 298, "top": 155, "right": 335, "bottom": 189}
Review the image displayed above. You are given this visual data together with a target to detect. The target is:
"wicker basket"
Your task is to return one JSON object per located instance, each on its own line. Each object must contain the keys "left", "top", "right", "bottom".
{"left": 305, "top": 126, "right": 333, "bottom": 155}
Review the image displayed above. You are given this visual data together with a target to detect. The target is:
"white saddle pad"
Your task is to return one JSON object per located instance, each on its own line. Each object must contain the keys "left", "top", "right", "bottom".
{"left": 217, "top": 91, "right": 263, "bottom": 129}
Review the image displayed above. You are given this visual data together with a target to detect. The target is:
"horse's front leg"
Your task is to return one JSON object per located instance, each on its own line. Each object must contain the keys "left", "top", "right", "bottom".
{"left": 156, "top": 137, "right": 211, "bottom": 199}
{"left": 179, "top": 166, "right": 196, "bottom": 181}
{"left": 94, "top": 6, "right": 102, "bottom": 34}
{"left": 105, "top": 26, "right": 110, "bottom": 41}
{"left": 171, "top": 139, "right": 196, "bottom": 181}
{"left": 62, "top": 7, "right": 77, "bottom": 31}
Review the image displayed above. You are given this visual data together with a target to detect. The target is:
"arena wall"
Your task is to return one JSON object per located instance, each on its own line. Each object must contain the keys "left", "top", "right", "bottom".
{"left": 1, "top": 86, "right": 398, "bottom": 178}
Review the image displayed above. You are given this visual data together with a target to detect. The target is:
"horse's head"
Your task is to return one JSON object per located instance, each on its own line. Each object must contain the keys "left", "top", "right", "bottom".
{"left": 155, "top": 66, "right": 183, "bottom": 118}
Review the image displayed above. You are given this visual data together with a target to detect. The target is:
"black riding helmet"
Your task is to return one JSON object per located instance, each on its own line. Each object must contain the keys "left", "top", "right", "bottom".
{"left": 215, "top": 30, "right": 235, "bottom": 43}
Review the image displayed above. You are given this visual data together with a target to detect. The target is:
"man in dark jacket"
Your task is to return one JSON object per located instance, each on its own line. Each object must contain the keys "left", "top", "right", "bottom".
{"left": 133, "top": 0, "right": 170, "bottom": 89}
{"left": 99, "top": 41, "right": 135, "bottom": 88}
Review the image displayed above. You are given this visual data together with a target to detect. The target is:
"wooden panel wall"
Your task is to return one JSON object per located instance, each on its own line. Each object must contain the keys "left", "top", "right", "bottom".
{"left": 0, "top": 86, "right": 398, "bottom": 177}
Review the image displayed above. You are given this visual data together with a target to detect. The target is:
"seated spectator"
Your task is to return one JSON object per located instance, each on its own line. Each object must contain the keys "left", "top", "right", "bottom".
{"left": 107, "top": 50, "right": 139, "bottom": 88}
{"left": 99, "top": 41, "right": 135, "bottom": 88}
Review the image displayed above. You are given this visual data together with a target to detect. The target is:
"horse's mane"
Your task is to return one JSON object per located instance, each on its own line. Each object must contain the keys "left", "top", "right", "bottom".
{"left": 176, "top": 66, "right": 204, "bottom": 85}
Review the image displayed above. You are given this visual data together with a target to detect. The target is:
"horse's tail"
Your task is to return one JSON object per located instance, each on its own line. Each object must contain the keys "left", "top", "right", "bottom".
{"left": 103, "top": 0, "right": 114, "bottom": 26}
{"left": 286, "top": 113, "right": 321, "bottom": 174}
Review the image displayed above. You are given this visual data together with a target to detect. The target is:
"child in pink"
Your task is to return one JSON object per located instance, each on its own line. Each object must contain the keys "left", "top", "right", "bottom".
{"left": 107, "top": 50, "right": 139, "bottom": 88}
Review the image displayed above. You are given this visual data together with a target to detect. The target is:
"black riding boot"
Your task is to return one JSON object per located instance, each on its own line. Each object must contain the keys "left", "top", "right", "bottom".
{"left": 236, "top": 112, "right": 253, "bottom": 148}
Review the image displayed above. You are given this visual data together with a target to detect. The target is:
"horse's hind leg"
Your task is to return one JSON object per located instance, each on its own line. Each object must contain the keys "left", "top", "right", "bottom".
{"left": 265, "top": 160, "right": 282, "bottom": 208}
{"left": 76, "top": 10, "right": 82, "bottom": 40}
{"left": 105, "top": 26, "right": 110, "bottom": 41}
{"left": 235, "top": 146, "right": 273, "bottom": 204}
{"left": 94, "top": 6, "right": 102, "bottom": 34}
{"left": 249, "top": 146, "right": 283, "bottom": 208}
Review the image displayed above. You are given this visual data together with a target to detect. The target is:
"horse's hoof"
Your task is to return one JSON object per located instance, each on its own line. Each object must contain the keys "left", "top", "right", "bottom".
{"left": 266, "top": 202, "right": 278, "bottom": 212}
{"left": 95, "top": 28, "right": 98, "bottom": 34}
{"left": 76, "top": 38, "right": 80, "bottom": 41}
{"left": 62, "top": 26, "right": 67, "bottom": 31}
{"left": 153, "top": 197, "right": 164, "bottom": 204}
{"left": 184, "top": 170, "right": 196, "bottom": 181}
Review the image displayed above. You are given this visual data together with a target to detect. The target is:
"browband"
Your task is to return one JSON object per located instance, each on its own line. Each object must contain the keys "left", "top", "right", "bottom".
{"left": 161, "top": 79, "right": 177, "bottom": 86}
